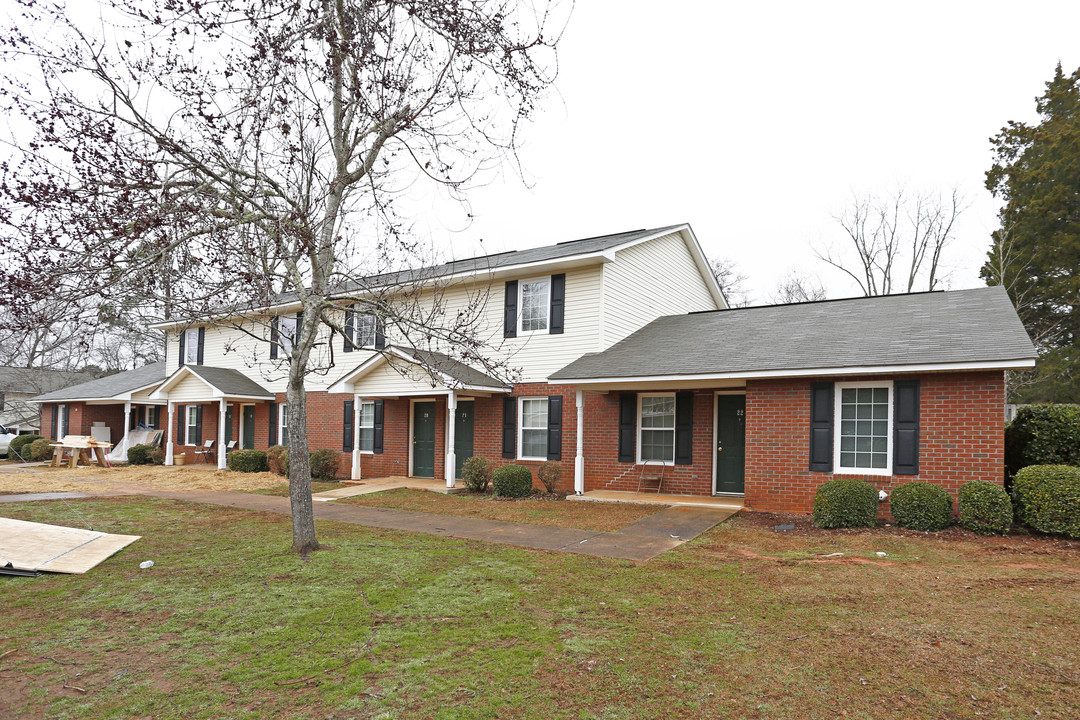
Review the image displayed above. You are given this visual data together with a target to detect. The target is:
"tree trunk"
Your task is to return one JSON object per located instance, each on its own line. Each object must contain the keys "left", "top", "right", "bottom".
{"left": 286, "top": 307, "right": 321, "bottom": 554}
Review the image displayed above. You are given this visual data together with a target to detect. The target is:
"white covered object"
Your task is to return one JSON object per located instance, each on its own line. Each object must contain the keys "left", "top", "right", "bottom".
{"left": 107, "top": 429, "right": 163, "bottom": 464}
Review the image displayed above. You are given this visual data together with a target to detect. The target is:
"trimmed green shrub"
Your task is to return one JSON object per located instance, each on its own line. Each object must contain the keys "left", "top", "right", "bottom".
{"left": 227, "top": 449, "right": 268, "bottom": 473}
{"left": 461, "top": 456, "right": 492, "bottom": 493}
{"left": 9, "top": 434, "right": 43, "bottom": 459}
{"left": 537, "top": 460, "right": 562, "bottom": 494}
{"left": 1012, "top": 465, "right": 1080, "bottom": 538}
{"left": 889, "top": 481, "right": 954, "bottom": 531}
{"left": 127, "top": 444, "right": 157, "bottom": 465}
{"left": 309, "top": 449, "right": 339, "bottom": 480}
{"left": 148, "top": 446, "right": 166, "bottom": 465}
{"left": 1005, "top": 405, "right": 1080, "bottom": 480}
{"left": 492, "top": 463, "right": 534, "bottom": 498}
{"left": 812, "top": 478, "right": 878, "bottom": 528}
{"left": 29, "top": 438, "right": 54, "bottom": 462}
{"left": 267, "top": 445, "right": 289, "bottom": 476}
{"left": 957, "top": 480, "right": 1012, "bottom": 535}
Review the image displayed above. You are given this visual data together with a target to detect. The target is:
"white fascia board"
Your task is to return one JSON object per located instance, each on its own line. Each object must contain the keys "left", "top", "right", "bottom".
{"left": 550, "top": 358, "right": 1037, "bottom": 386}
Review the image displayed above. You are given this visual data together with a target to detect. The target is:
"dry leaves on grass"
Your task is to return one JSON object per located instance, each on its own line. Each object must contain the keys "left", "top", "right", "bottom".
{"left": 0, "top": 464, "right": 283, "bottom": 494}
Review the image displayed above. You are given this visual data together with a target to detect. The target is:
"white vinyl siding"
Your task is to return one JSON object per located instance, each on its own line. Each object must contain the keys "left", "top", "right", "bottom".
{"left": 166, "top": 373, "right": 218, "bottom": 402}
{"left": 602, "top": 232, "right": 720, "bottom": 348}
{"left": 518, "top": 397, "right": 548, "bottom": 461}
{"left": 638, "top": 393, "right": 675, "bottom": 464}
{"left": 834, "top": 381, "right": 893, "bottom": 476}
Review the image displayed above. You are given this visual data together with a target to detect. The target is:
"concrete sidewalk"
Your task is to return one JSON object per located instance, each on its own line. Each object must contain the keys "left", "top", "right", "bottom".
{"left": 138, "top": 489, "right": 738, "bottom": 561}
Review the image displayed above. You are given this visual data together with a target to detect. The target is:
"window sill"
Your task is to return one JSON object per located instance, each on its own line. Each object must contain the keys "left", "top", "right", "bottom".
{"left": 515, "top": 329, "right": 550, "bottom": 338}
{"left": 834, "top": 468, "right": 892, "bottom": 477}
{"left": 518, "top": 456, "right": 547, "bottom": 462}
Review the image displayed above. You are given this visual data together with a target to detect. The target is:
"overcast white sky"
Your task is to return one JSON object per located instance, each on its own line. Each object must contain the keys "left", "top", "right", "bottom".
{"left": 420, "top": 0, "right": 1080, "bottom": 302}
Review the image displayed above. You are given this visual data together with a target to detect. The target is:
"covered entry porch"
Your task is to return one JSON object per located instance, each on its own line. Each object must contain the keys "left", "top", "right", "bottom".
{"left": 328, "top": 346, "right": 511, "bottom": 486}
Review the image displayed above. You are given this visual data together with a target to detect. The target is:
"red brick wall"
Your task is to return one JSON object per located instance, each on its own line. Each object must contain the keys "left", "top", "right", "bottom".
{"left": 743, "top": 371, "right": 1006, "bottom": 514}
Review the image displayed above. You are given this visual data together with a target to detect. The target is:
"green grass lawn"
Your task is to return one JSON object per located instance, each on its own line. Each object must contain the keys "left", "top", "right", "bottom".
{"left": 2, "top": 497, "right": 1078, "bottom": 719}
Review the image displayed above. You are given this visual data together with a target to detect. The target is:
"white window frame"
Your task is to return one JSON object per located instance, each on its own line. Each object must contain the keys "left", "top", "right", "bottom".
{"left": 833, "top": 380, "right": 893, "bottom": 476}
{"left": 358, "top": 400, "right": 375, "bottom": 454}
{"left": 355, "top": 313, "right": 377, "bottom": 349}
{"left": 145, "top": 406, "right": 158, "bottom": 428}
{"left": 517, "top": 276, "right": 551, "bottom": 336}
{"left": 57, "top": 404, "right": 68, "bottom": 438}
{"left": 637, "top": 392, "right": 676, "bottom": 465}
{"left": 279, "top": 316, "right": 297, "bottom": 355}
{"left": 184, "top": 327, "right": 200, "bottom": 365}
{"left": 279, "top": 403, "right": 289, "bottom": 443}
{"left": 185, "top": 405, "right": 199, "bottom": 446}
{"left": 517, "top": 396, "right": 548, "bottom": 461}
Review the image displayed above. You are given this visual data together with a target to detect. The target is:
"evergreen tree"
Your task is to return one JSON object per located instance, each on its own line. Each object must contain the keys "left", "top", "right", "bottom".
{"left": 982, "top": 64, "right": 1080, "bottom": 402}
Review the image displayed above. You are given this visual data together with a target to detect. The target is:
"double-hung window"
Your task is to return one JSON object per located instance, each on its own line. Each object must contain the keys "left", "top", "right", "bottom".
{"left": 518, "top": 277, "right": 550, "bottom": 334}
{"left": 186, "top": 406, "right": 199, "bottom": 445}
{"left": 184, "top": 328, "right": 200, "bottom": 364}
{"left": 358, "top": 401, "right": 375, "bottom": 452}
{"left": 835, "top": 381, "right": 893, "bottom": 475}
{"left": 145, "top": 406, "right": 158, "bottom": 428}
{"left": 356, "top": 314, "right": 376, "bottom": 348}
{"left": 638, "top": 394, "right": 676, "bottom": 463}
{"left": 279, "top": 403, "right": 289, "bottom": 442}
{"left": 279, "top": 316, "right": 297, "bottom": 354}
{"left": 518, "top": 397, "right": 548, "bottom": 460}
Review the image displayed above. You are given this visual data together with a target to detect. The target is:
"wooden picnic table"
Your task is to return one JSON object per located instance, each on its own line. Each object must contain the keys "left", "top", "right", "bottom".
{"left": 49, "top": 435, "right": 113, "bottom": 469}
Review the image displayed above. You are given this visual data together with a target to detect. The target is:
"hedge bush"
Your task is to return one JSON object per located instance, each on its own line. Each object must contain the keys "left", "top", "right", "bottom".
{"left": 29, "top": 438, "right": 54, "bottom": 462}
{"left": 492, "top": 463, "right": 534, "bottom": 498}
{"left": 148, "top": 446, "right": 166, "bottom": 465}
{"left": 812, "top": 478, "right": 878, "bottom": 528}
{"left": 309, "top": 449, "right": 339, "bottom": 480}
{"left": 1005, "top": 405, "right": 1080, "bottom": 480}
{"left": 127, "top": 444, "right": 157, "bottom": 465}
{"left": 461, "top": 456, "right": 492, "bottom": 492}
{"left": 267, "top": 445, "right": 289, "bottom": 476}
{"left": 1012, "top": 465, "right": 1080, "bottom": 539}
{"left": 957, "top": 480, "right": 1012, "bottom": 535}
{"left": 8, "top": 434, "right": 43, "bottom": 459}
{"left": 227, "top": 449, "right": 269, "bottom": 473}
{"left": 889, "top": 481, "right": 954, "bottom": 531}
{"left": 537, "top": 460, "right": 562, "bottom": 494}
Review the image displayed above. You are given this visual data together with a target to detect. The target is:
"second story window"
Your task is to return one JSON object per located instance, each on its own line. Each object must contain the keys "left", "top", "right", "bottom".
{"left": 279, "top": 316, "right": 297, "bottom": 354}
{"left": 519, "top": 277, "right": 550, "bottom": 334}
{"left": 184, "top": 328, "right": 200, "bottom": 365}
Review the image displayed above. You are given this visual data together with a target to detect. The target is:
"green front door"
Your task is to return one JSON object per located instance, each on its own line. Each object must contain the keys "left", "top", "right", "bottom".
{"left": 454, "top": 401, "right": 475, "bottom": 479}
{"left": 715, "top": 395, "right": 746, "bottom": 494}
{"left": 242, "top": 405, "right": 255, "bottom": 449}
{"left": 412, "top": 401, "right": 436, "bottom": 478}
{"left": 225, "top": 406, "right": 234, "bottom": 444}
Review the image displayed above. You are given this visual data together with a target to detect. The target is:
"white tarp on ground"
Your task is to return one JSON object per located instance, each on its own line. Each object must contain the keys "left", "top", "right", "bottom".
{"left": 0, "top": 517, "right": 140, "bottom": 574}
{"left": 106, "top": 429, "right": 163, "bottom": 464}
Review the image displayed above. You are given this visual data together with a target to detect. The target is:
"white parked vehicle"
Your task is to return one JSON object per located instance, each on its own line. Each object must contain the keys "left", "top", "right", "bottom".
{"left": 0, "top": 424, "right": 18, "bottom": 457}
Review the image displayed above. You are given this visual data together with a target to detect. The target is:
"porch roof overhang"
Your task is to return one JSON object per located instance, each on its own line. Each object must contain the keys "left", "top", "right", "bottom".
{"left": 150, "top": 365, "right": 276, "bottom": 402}
{"left": 30, "top": 362, "right": 168, "bottom": 405}
{"left": 327, "top": 346, "right": 511, "bottom": 396}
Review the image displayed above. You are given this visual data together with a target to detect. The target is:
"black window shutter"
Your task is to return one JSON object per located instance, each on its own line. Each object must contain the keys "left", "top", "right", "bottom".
{"left": 675, "top": 391, "right": 694, "bottom": 465}
{"left": 618, "top": 393, "right": 636, "bottom": 463}
{"left": 176, "top": 404, "right": 186, "bottom": 444}
{"left": 343, "top": 306, "right": 354, "bottom": 353}
{"left": 270, "top": 317, "right": 279, "bottom": 360}
{"left": 374, "top": 316, "right": 385, "bottom": 350}
{"left": 504, "top": 280, "right": 518, "bottom": 338}
{"left": 373, "top": 399, "right": 384, "bottom": 454}
{"left": 547, "top": 395, "right": 563, "bottom": 461}
{"left": 343, "top": 400, "right": 355, "bottom": 452}
{"left": 268, "top": 402, "right": 278, "bottom": 445}
{"left": 178, "top": 330, "right": 186, "bottom": 367}
{"left": 197, "top": 327, "right": 205, "bottom": 365}
{"left": 502, "top": 396, "right": 517, "bottom": 458}
{"left": 130, "top": 408, "right": 138, "bottom": 431}
{"left": 195, "top": 405, "right": 203, "bottom": 444}
{"left": 550, "top": 273, "right": 566, "bottom": 334}
{"left": 893, "top": 380, "right": 920, "bottom": 475}
{"left": 809, "top": 383, "right": 834, "bottom": 472}
{"left": 50, "top": 405, "right": 58, "bottom": 440}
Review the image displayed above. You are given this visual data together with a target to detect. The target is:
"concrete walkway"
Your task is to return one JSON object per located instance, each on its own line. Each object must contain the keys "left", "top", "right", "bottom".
{"left": 311, "top": 476, "right": 454, "bottom": 501}
{"left": 79, "top": 488, "right": 737, "bottom": 561}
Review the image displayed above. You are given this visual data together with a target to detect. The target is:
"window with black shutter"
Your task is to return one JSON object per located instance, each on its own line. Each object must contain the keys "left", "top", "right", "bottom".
{"left": 502, "top": 396, "right": 516, "bottom": 458}
{"left": 343, "top": 400, "right": 354, "bottom": 452}
{"left": 893, "top": 380, "right": 920, "bottom": 475}
{"left": 546, "top": 395, "right": 562, "bottom": 461}
{"left": 617, "top": 393, "right": 636, "bottom": 463}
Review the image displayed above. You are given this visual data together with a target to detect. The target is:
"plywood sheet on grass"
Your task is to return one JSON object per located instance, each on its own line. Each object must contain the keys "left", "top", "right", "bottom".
{"left": 0, "top": 517, "right": 140, "bottom": 574}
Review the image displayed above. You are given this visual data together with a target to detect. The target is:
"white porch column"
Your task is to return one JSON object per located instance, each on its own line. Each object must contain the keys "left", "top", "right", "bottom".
{"left": 574, "top": 390, "right": 585, "bottom": 495}
{"left": 217, "top": 399, "right": 228, "bottom": 469}
{"left": 351, "top": 394, "right": 362, "bottom": 480}
{"left": 123, "top": 400, "right": 132, "bottom": 437}
{"left": 165, "top": 400, "right": 175, "bottom": 465}
{"left": 445, "top": 392, "right": 457, "bottom": 488}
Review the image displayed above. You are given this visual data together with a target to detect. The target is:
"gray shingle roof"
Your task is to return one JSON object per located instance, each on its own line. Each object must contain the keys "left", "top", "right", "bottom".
{"left": 395, "top": 347, "right": 510, "bottom": 390}
{"left": 550, "top": 286, "right": 1036, "bottom": 381}
{"left": 0, "top": 366, "right": 96, "bottom": 394}
{"left": 183, "top": 366, "right": 275, "bottom": 398}
{"left": 31, "top": 362, "right": 167, "bottom": 402}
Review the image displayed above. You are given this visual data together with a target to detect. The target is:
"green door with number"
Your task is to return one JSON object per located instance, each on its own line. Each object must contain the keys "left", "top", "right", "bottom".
{"left": 715, "top": 395, "right": 746, "bottom": 494}
{"left": 242, "top": 406, "right": 255, "bottom": 449}
{"left": 454, "top": 401, "right": 475, "bottom": 478}
{"left": 412, "top": 401, "right": 436, "bottom": 477}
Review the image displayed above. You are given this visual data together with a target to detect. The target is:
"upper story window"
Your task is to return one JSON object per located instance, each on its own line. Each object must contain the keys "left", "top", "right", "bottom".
{"left": 184, "top": 328, "right": 200, "bottom": 364}
{"left": 279, "top": 316, "right": 297, "bottom": 354}
{"left": 519, "top": 278, "right": 550, "bottom": 334}
{"left": 356, "top": 314, "right": 376, "bottom": 348}
{"left": 835, "top": 382, "right": 893, "bottom": 475}
{"left": 639, "top": 393, "right": 676, "bottom": 464}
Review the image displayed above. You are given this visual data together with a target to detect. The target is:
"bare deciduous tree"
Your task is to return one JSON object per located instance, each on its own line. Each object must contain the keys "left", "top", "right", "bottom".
{"left": 709, "top": 256, "right": 751, "bottom": 307}
{"left": 0, "top": 0, "right": 568, "bottom": 553}
{"left": 770, "top": 269, "right": 827, "bottom": 304}
{"left": 815, "top": 187, "right": 966, "bottom": 296}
